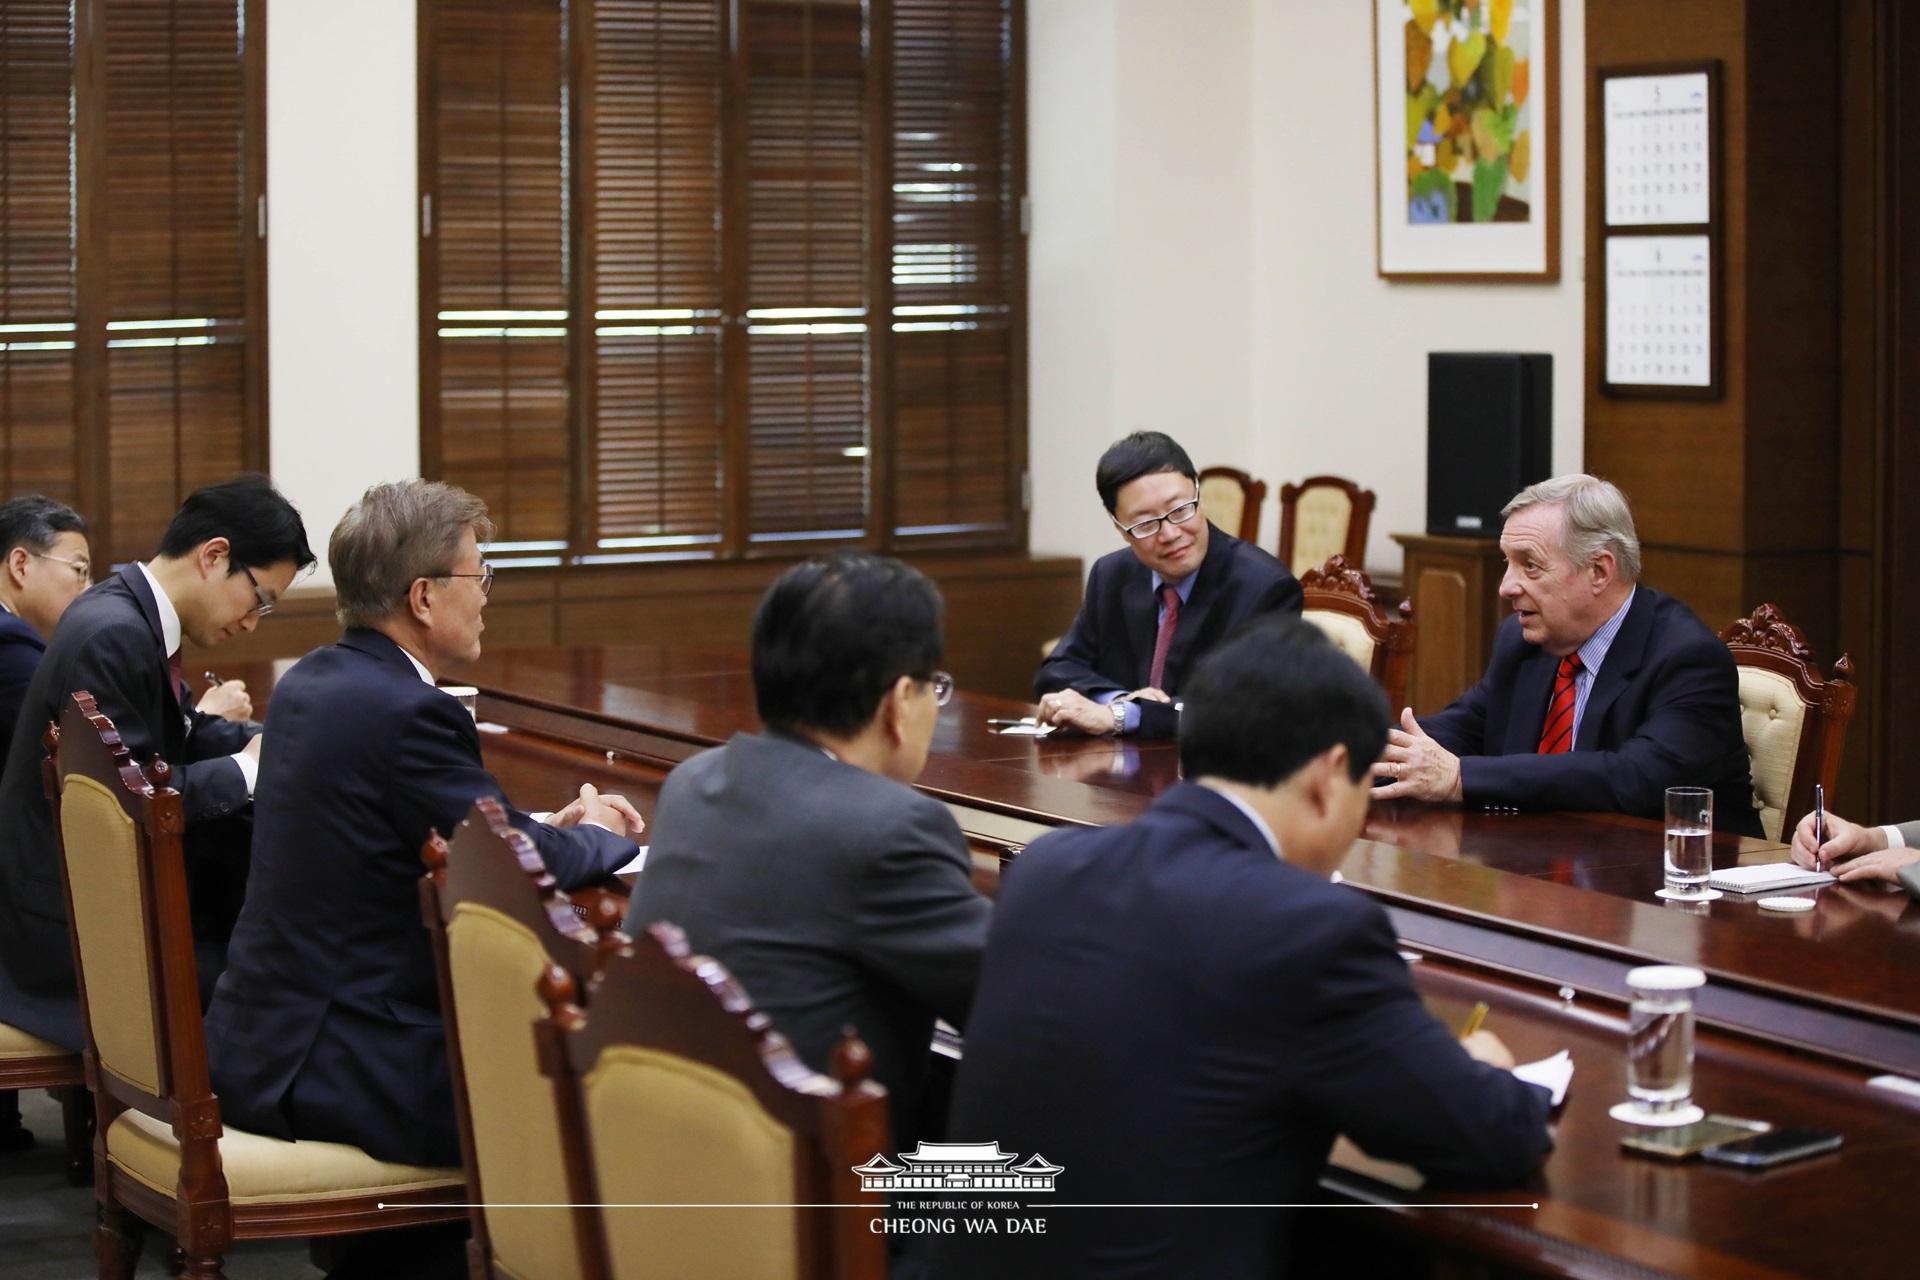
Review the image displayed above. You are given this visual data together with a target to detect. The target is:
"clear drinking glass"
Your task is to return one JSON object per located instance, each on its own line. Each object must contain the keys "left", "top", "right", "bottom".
{"left": 1660, "top": 786, "right": 1719, "bottom": 901}
{"left": 441, "top": 685, "right": 479, "bottom": 723}
{"left": 1616, "top": 964, "right": 1707, "bottom": 1125}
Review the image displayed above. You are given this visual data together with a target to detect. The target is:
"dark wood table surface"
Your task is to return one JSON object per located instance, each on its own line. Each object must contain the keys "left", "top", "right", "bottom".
{"left": 236, "top": 646, "right": 1920, "bottom": 1278}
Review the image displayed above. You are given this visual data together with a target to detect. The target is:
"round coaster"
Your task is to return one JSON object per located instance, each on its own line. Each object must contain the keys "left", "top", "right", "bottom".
{"left": 1757, "top": 896, "right": 1816, "bottom": 913}
{"left": 1655, "top": 887, "right": 1723, "bottom": 903}
{"left": 1609, "top": 1101, "right": 1706, "bottom": 1128}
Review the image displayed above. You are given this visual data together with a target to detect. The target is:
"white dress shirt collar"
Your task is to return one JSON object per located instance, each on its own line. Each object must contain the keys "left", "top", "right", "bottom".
{"left": 135, "top": 561, "right": 183, "bottom": 659}
{"left": 1201, "top": 782, "right": 1282, "bottom": 859}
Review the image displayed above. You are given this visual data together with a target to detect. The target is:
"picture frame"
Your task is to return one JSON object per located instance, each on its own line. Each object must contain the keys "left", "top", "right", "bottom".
{"left": 1373, "top": 0, "right": 1559, "bottom": 281}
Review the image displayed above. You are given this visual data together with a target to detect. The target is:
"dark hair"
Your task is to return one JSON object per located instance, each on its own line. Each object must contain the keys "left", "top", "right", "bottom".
{"left": 154, "top": 474, "right": 316, "bottom": 574}
{"left": 1179, "top": 618, "right": 1389, "bottom": 786}
{"left": 0, "top": 495, "right": 87, "bottom": 555}
{"left": 752, "top": 553, "right": 945, "bottom": 738}
{"left": 1095, "top": 431, "right": 1198, "bottom": 514}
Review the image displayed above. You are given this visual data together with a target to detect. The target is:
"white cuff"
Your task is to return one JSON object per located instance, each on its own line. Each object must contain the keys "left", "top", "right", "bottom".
{"left": 230, "top": 749, "right": 258, "bottom": 797}
{"left": 1882, "top": 824, "right": 1908, "bottom": 849}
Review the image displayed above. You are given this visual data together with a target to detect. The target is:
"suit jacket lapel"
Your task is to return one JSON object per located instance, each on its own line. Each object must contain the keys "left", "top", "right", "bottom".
{"left": 1575, "top": 590, "right": 1652, "bottom": 750}
{"left": 1505, "top": 646, "right": 1561, "bottom": 754}
{"left": 118, "top": 566, "right": 182, "bottom": 718}
{"left": 1120, "top": 564, "right": 1159, "bottom": 688}
{"left": 1160, "top": 525, "right": 1231, "bottom": 694}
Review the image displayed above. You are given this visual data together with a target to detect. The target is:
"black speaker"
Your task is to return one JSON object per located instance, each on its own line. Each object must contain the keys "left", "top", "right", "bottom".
{"left": 1426, "top": 353, "right": 1552, "bottom": 538}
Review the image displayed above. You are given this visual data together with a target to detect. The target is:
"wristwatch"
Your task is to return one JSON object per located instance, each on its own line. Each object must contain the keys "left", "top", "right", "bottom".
{"left": 1110, "top": 700, "right": 1127, "bottom": 736}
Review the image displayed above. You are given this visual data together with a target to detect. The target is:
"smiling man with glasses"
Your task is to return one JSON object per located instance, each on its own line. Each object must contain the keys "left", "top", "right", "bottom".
{"left": 0, "top": 475, "right": 315, "bottom": 1053}
{"left": 1036, "top": 431, "right": 1303, "bottom": 738}
{"left": 205, "top": 479, "right": 642, "bottom": 1200}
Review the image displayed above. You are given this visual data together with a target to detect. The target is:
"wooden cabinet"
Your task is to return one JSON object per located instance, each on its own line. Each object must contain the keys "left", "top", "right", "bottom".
{"left": 1390, "top": 533, "right": 1510, "bottom": 714}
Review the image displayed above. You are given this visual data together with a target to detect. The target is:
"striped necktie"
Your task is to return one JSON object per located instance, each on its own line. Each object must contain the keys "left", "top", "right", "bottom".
{"left": 1536, "top": 653, "right": 1583, "bottom": 754}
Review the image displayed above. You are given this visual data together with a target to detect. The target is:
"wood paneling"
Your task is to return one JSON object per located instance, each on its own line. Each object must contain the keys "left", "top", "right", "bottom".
{"left": 187, "top": 551, "right": 1084, "bottom": 703}
{"left": 1392, "top": 533, "right": 1509, "bottom": 714}
{"left": 1584, "top": 0, "right": 1900, "bottom": 808}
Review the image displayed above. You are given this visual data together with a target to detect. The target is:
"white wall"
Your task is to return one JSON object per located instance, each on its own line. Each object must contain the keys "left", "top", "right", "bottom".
{"left": 1027, "top": 0, "right": 1256, "bottom": 572}
{"left": 266, "top": 0, "right": 420, "bottom": 588}
{"left": 1027, "top": 0, "right": 1587, "bottom": 575}
{"left": 1249, "top": 0, "right": 1586, "bottom": 572}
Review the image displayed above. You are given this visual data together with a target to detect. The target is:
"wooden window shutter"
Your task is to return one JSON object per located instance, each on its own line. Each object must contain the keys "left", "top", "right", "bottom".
{"left": 87, "top": 0, "right": 263, "bottom": 565}
{"left": 740, "top": 0, "right": 872, "bottom": 546}
{"left": 888, "top": 0, "right": 1019, "bottom": 545}
{"left": 580, "top": 0, "right": 726, "bottom": 558}
{"left": 0, "top": 1, "right": 79, "bottom": 507}
{"left": 423, "top": 0, "right": 573, "bottom": 549}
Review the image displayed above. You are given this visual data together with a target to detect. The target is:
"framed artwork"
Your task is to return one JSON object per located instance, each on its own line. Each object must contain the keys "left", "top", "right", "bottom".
{"left": 1373, "top": 0, "right": 1559, "bottom": 281}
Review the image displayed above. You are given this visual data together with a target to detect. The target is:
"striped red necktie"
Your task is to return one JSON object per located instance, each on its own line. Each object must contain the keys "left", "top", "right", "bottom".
{"left": 1536, "top": 653, "right": 1583, "bottom": 754}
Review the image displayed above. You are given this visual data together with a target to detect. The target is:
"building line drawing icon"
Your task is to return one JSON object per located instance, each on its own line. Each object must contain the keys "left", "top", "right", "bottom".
{"left": 852, "top": 1141, "right": 1064, "bottom": 1192}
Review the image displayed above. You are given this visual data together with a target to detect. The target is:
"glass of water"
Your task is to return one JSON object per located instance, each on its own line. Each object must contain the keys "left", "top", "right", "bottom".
{"left": 440, "top": 685, "right": 480, "bottom": 723}
{"left": 1659, "top": 786, "right": 1720, "bottom": 901}
{"left": 1613, "top": 964, "right": 1708, "bottom": 1126}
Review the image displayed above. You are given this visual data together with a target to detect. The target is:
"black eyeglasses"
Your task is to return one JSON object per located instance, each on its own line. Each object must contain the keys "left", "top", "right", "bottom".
{"left": 435, "top": 562, "right": 496, "bottom": 597}
{"left": 240, "top": 564, "right": 275, "bottom": 616}
{"left": 1113, "top": 488, "right": 1203, "bottom": 541}
{"left": 926, "top": 670, "right": 953, "bottom": 706}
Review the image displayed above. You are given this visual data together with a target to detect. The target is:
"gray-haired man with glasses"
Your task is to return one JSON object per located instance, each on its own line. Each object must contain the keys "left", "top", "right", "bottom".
{"left": 1036, "top": 431, "right": 1302, "bottom": 738}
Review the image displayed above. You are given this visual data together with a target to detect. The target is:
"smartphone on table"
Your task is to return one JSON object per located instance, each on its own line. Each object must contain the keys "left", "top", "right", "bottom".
{"left": 1619, "top": 1115, "right": 1770, "bottom": 1160}
{"left": 1700, "top": 1127, "right": 1843, "bottom": 1169}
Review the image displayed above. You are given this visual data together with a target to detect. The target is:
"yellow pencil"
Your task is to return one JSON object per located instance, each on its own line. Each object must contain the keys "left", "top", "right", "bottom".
{"left": 1458, "top": 1001, "right": 1490, "bottom": 1040}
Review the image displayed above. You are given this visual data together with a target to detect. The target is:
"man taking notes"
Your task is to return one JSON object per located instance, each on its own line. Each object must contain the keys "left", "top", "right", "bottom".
{"left": 940, "top": 620, "right": 1551, "bottom": 1279}
{"left": 1790, "top": 811, "right": 1920, "bottom": 885}
{"left": 1035, "top": 431, "right": 1301, "bottom": 737}
{"left": 1373, "top": 474, "right": 1762, "bottom": 835}
{"left": 0, "top": 475, "right": 314, "bottom": 1050}
{"left": 206, "top": 480, "right": 642, "bottom": 1169}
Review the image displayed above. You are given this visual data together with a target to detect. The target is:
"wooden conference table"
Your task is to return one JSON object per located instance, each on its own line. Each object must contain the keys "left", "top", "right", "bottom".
{"left": 401, "top": 645, "right": 1918, "bottom": 1278}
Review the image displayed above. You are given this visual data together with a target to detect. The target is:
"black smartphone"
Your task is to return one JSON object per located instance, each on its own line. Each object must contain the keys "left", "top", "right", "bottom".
{"left": 1619, "top": 1115, "right": 1769, "bottom": 1160}
{"left": 1700, "top": 1127, "right": 1843, "bottom": 1169}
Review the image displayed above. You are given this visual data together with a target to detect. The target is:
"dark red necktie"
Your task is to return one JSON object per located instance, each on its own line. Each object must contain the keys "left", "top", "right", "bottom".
{"left": 1148, "top": 585, "right": 1181, "bottom": 691}
{"left": 1537, "top": 653, "right": 1583, "bottom": 754}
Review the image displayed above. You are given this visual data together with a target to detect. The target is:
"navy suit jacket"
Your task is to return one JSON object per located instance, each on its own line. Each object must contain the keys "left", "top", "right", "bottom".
{"left": 0, "top": 568, "right": 256, "bottom": 1048}
{"left": 204, "top": 628, "right": 636, "bottom": 1166}
{"left": 1036, "top": 525, "right": 1302, "bottom": 737}
{"left": 0, "top": 605, "right": 46, "bottom": 780}
{"left": 938, "top": 784, "right": 1552, "bottom": 1279}
{"left": 626, "top": 730, "right": 991, "bottom": 1149}
{"left": 1421, "top": 588, "right": 1763, "bottom": 836}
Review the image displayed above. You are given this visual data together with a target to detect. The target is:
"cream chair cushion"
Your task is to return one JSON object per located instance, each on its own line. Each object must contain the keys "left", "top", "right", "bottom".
{"left": 1290, "top": 486, "right": 1354, "bottom": 575}
{"left": 1198, "top": 474, "right": 1246, "bottom": 540}
{"left": 106, "top": 1109, "right": 460, "bottom": 1205}
{"left": 446, "top": 901, "right": 584, "bottom": 1280}
{"left": 0, "top": 1021, "right": 74, "bottom": 1061}
{"left": 1304, "top": 609, "right": 1378, "bottom": 677}
{"left": 586, "top": 1045, "right": 798, "bottom": 1280}
{"left": 1735, "top": 666, "right": 1807, "bottom": 843}
{"left": 59, "top": 772, "right": 161, "bottom": 1096}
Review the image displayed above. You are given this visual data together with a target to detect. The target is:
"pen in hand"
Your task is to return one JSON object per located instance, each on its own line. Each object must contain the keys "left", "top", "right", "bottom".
{"left": 1813, "top": 783, "right": 1827, "bottom": 874}
{"left": 1457, "top": 1001, "right": 1490, "bottom": 1041}
{"left": 203, "top": 669, "right": 225, "bottom": 689}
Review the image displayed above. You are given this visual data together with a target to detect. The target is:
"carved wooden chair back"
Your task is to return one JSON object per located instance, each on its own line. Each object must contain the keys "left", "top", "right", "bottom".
{"left": 1197, "top": 466, "right": 1269, "bottom": 544}
{"left": 1720, "top": 604, "right": 1858, "bottom": 842}
{"left": 48, "top": 691, "right": 462, "bottom": 1280}
{"left": 420, "top": 797, "right": 627, "bottom": 1280}
{"left": 1299, "top": 555, "right": 1417, "bottom": 711}
{"left": 1278, "top": 475, "right": 1377, "bottom": 577}
{"left": 537, "top": 922, "right": 890, "bottom": 1280}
